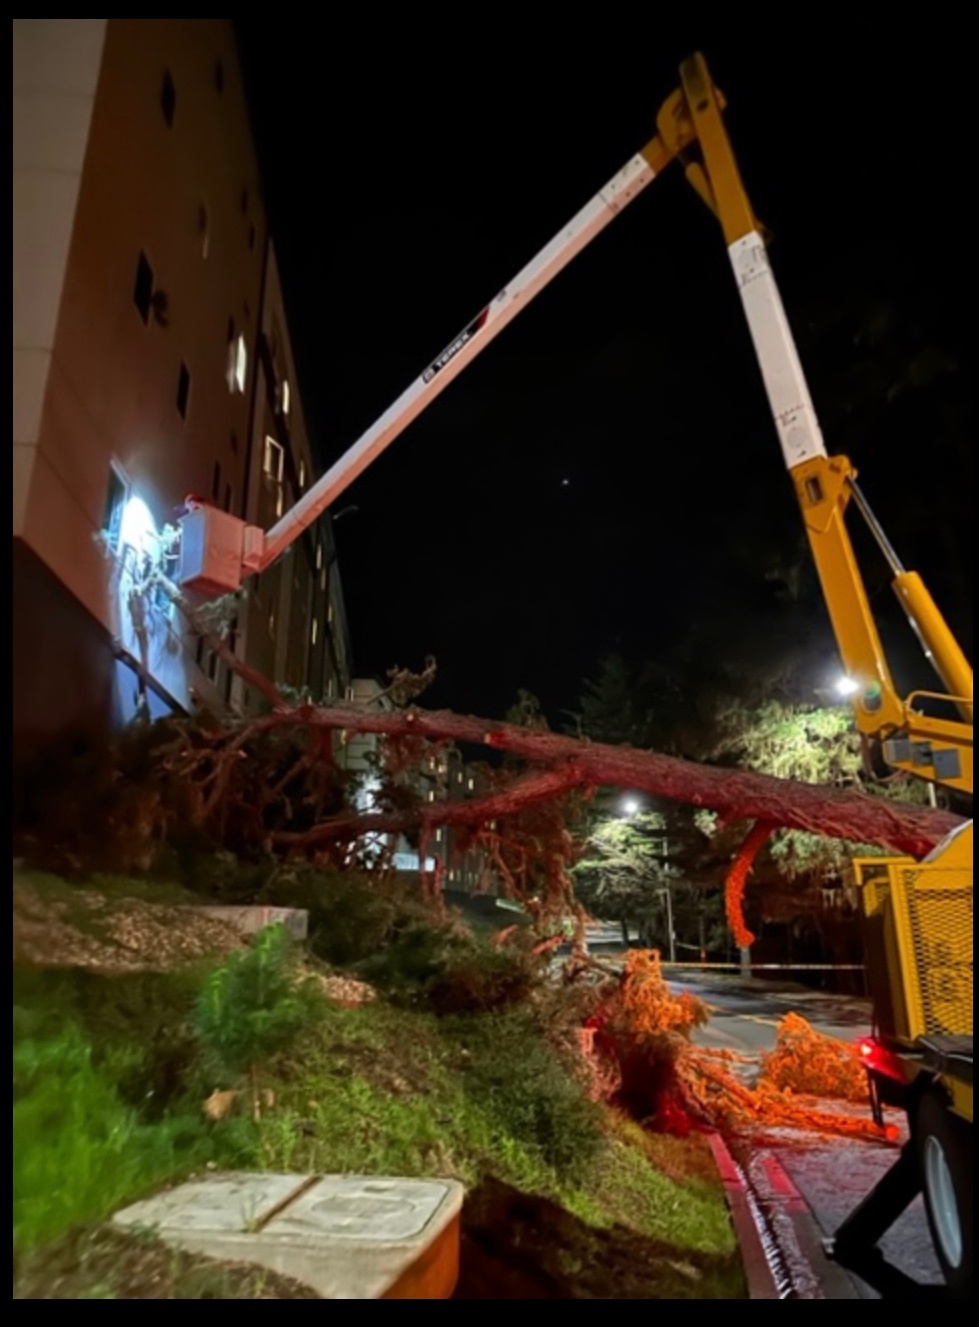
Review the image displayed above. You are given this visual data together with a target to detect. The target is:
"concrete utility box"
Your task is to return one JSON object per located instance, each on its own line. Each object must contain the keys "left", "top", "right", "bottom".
{"left": 113, "top": 1172, "right": 464, "bottom": 1299}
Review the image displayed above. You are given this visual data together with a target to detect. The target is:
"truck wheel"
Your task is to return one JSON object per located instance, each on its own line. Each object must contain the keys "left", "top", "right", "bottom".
{"left": 915, "top": 1090, "right": 973, "bottom": 1299}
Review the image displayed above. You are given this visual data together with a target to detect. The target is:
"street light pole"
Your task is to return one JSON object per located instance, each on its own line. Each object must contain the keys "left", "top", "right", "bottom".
{"left": 657, "top": 886, "right": 676, "bottom": 964}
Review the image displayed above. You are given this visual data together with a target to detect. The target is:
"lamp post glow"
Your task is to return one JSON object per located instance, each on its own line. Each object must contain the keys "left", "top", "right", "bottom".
{"left": 835, "top": 676, "right": 859, "bottom": 698}
{"left": 621, "top": 797, "right": 640, "bottom": 817}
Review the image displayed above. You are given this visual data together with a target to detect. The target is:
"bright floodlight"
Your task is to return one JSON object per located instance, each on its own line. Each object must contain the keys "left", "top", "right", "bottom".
{"left": 835, "top": 676, "right": 859, "bottom": 698}
{"left": 622, "top": 798, "right": 640, "bottom": 816}
{"left": 118, "top": 494, "right": 157, "bottom": 555}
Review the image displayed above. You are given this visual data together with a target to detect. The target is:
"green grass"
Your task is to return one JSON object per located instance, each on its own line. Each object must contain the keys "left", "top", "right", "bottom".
{"left": 255, "top": 1002, "right": 735, "bottom": 1258}
{"left": 13, "top": 1026, "right": 220, "bottom": 1251}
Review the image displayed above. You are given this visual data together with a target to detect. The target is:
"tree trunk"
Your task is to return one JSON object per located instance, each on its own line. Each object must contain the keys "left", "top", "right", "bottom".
{"left": 255, "top": 701, "right": 962, "bottom": 860}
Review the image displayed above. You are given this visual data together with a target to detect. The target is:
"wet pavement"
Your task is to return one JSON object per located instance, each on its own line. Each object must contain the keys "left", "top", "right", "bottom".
{"left": 667, "top": 967, "right": 946, "bottom": 1298}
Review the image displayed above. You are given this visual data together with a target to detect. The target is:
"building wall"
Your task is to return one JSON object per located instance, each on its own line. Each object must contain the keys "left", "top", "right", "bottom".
{"left": 12, "top": 20, "right": 351, "bottom": 739}
{"left": 13, "top": 20, "right": 107, "bottom": 543}
{"left": 232, "top": 243, "right": 351, "bottom": 710}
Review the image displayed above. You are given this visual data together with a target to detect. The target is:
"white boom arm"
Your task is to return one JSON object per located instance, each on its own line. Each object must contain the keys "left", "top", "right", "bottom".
{"left": 257, "top": 152, "right": 660, "bottom": 571}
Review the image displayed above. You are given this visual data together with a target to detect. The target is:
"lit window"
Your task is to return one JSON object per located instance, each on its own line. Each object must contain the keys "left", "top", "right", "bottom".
{"left": 263, "top": 435, "right": 284, "bottom": 480}
{"left": 227, "top": 331, "right": 247, "bottom": 393}
{"left": 428, "top": 791, "right": 435, "bottom": 802}
{"left": 311, "top": 619, "right": 318, "bottom": 645}
{"left": 233, "top": 335, "right": 247, "bottom": 392}
{"left": 467, "top": 777, "right": 475, "bottom": 791}
{"left": 315, "top": 543, "right": 323, "bottom": 571}
{"left": 281, "top": 379, "right": 291, "bottom": 417}
{"left": 436, "top": 829, "right": 443, "bottom": 842}
{"left": 328, "top": 603, "right": 334, "bottom": 625}
{"left": 298, "top": 458, "right": 306, "bottom": 488}
{"left": 457, "top": 773, "right": 463, "bottom": 785}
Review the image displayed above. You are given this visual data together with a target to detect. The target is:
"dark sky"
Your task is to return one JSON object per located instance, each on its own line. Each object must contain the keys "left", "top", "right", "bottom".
{"left": 235, "top": 22, "right": 971, "bottom": 723}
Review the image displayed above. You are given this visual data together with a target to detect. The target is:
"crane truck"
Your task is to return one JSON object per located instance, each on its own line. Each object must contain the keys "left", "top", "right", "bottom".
{"left": 178, "top": 54, "right": 973, "bottom": 1296}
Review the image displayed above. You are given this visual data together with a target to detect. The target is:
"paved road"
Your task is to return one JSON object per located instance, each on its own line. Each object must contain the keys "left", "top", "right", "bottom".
{"left": 667, "top": 968, "right": 946, "bottom": 1298}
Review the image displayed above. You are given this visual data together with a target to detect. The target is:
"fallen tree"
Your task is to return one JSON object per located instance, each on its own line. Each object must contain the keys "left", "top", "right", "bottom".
{"left": 259, "top": 699, "right": 959, "bottom": 859}
{"left": 148, "top": 678, "right": 965, "bottom": 944}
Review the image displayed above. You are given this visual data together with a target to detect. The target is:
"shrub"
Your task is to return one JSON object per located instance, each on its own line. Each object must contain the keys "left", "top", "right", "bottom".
{"left": 193, "top": 923, "right": 326, "bottom": 1081}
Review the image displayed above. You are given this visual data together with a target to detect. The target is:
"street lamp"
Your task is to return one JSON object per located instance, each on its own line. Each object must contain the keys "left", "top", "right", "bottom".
{"left": 835, "top": 675, "right": 859, "bottom": 698}
{"left": 621, "top": 797, "right": 640, "bottom": 817}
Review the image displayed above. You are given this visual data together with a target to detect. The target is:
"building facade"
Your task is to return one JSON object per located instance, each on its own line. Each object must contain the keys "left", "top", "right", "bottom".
{"left": 13, "top": 19, "right": 350, "bottom": 747}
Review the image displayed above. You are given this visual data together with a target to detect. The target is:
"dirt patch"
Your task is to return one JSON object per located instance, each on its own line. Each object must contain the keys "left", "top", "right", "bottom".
{"left": 13, "top": 1224, "right": 321, "bottom": 1299}
{"left": 453, "top": 1178, "right": 745, "bottom": 1299}
{"left": 13, "top": 881, "right": 245, "bottom": 974}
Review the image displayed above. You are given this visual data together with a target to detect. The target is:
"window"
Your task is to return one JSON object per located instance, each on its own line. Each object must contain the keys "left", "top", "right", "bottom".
{"left": 281, "top": 379, "right": 291, "bottom": 417}
{"left": 311, "top": 619, "right": 318, "bottom": 646}
{"left": 102, "top": 465, "right": 128, "bottom": 550}
{"left": 467, "top": 777, "right": 475, "bottom": 791}
{"left": 263, "top": 435, "right": 284, "bottom": 481}
{"left": 160, "top": 69, "right": 176, "bottom": 127}
{"left": 225, "top": 321, "right": 247, "bottom": 393}
{"left": 176, "top": 362, "right": 191, "bottom": 419}
{"left": 133, "top": 252, "right": 154, "bottom": 324}
{"left": 319, "top": 568, "right": 326, "bottom": 592}
{"left": 315, "top": 542, "right": 323, "bottom": 571}
{"left": 298, "top": 458, "right": 306, "bottom": 489}
{"left": 226, "top": 333, "right": 247, "bottom": 394}
{"left": 263, "top": 435, "right": 284, "bottom": 518}
{"left": 268, "top": 607, "right": 275, "bottom": 635}
{"left": 428, "top": 791, "right": 435, "bottom": 802}
{"left": 211, "top": 461, "right": 222, "bottom": 502}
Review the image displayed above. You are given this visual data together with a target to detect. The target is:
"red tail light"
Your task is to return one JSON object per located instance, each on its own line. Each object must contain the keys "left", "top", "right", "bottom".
{"left": 858, "top": 1037, "right": 906, "bottom": 1082}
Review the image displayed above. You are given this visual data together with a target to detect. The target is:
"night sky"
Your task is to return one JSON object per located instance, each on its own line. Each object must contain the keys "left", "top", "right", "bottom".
{"left": 235, "top": 22, "right": 972, "bottom": 723}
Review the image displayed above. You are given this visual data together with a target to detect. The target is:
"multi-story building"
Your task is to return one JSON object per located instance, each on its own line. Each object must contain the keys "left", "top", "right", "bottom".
{"left": 13, "top": 19, "right": 349, "bottom": 749}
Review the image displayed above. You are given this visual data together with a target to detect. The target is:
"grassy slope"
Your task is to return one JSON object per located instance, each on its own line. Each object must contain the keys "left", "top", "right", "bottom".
{"left": 13, "top": 873, "right": 744, "bottom": 1299}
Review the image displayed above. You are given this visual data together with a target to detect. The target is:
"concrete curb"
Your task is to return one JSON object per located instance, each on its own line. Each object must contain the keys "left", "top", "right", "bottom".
{"left": 706, "top": 1133, "right": 781, "bottom": 1299}
{"left": 749, "top": 1150, "right": 865, "bottom": 1301}
{"left": 707, "top": 1134, "right": 867, "bottom": 1300}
